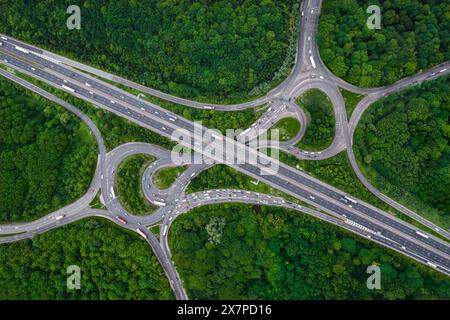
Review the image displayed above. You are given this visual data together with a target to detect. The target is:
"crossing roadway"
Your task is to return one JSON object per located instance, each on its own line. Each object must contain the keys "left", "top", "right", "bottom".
{"left": 1, "top": 35, "right": 450, "bottom": 275}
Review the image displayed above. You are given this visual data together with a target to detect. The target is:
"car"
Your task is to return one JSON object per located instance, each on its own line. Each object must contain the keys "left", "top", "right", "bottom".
{"left": 116, "top": 216, "right": 127, "bottom": 225}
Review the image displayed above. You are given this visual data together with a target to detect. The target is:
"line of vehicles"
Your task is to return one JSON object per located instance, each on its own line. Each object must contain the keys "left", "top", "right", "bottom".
{"left": 431, "top": 68, "right": 447, "bottom": 76}
{"left": 114, "top": 215, "right": 148, "bottom": 239}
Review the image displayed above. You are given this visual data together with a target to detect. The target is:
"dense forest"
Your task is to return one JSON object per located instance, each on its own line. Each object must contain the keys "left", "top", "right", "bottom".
{"left": 0, "top": 79, "right": 97, "bottom": 222}
{"left": 318, "top": 0, "right": 450, "bottom": 87}
{"left": 170, "top": 203, "right": 450, "bottom": 299}
{"left": 296, "top": 89, "right": 335, "bottom": 150}
{"left": 0, "top": 0, "right": 300, "bottom": 102}
{"left": 0, "top": 218, "right": 173, "bottom": 299}
{"left": 117, "top": 154, "right": 157, "bottom": 216}
{"left": 354, "top": 77, "right": 449, "bottom": 227}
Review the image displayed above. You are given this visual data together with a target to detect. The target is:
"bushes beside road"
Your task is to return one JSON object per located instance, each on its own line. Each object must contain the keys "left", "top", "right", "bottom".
{"left": 0, "top": 218, "right": 173, "bottom": 299}
{"left": 170, "top": 203, "right": 450, "bottom": 299}
{"left": 0, "top": 79, "right": 97, "bottom": 222}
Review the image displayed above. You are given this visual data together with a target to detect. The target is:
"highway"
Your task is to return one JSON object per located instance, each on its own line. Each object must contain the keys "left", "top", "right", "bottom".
{"left": 0, "top": 0, "right": 450, "bottom": 300}
{"left": 1, "top": 32, "right": 450, "bottom": 276}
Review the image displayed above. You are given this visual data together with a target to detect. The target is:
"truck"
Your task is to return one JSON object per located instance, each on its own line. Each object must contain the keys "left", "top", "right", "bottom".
{"left": 416, "top": 230, "right": 429, "bottom": 239}
{"left": 211, "top": 133, "right": 224, "bottom": 141}
{"left": 110, "top": 186, "right": 116, "bottom": 199}
{"left": 309, "top": 56, "right": 316, "bottom": 69}
{"left": 163, "top": 225, "right": 168, "bottom": 237}
{"left": 136, "top": 228, "right": 147, "bottom": 239}
{"left": 15, "top": 46, "right": 29, "bottom": 54}
{"left": 55, "top": 214, "right": 65, "bottom": 220}
{"left": 61, "top": 85, "right": 75, "bottom": 93}
{"left": 154, "top": 200, "right": 166, "bottom": 207}
{"left": 344, "top": 196, "right": 358, "bottom": 204}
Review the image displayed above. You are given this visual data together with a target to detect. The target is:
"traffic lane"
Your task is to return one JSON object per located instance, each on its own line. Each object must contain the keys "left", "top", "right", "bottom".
{"left": 0, "top": 52, "right": 198, "bottom": 145}
{"left": 0, "top": 33, "right": 268, "bottom": 111}
{"left": 4, "top": 38, "right": 450, "bottom": 270}
{"left": 4, "top": 50, "right": 449, "bottom": 261}
{"left": 239, "top": 163, "right": 450, "bottom": 268}
{"left": 1, "top": 41, "right": 197, "bottom": 132}
{"left": 272, "top": 163, "right": 450, "bottom": 256}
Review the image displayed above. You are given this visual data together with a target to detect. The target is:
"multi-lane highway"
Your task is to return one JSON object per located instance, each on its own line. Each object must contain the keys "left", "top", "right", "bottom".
{"left": 1, "top": 30, "right": 450, "bottom": 277}
{"left": 1, "top": 0, "right": 450, "bottom": 300}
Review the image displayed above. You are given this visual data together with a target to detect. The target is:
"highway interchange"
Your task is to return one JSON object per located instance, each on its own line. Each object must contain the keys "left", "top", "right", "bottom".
{"left": 0, "top": 0, "right": 449, "bottom": 300}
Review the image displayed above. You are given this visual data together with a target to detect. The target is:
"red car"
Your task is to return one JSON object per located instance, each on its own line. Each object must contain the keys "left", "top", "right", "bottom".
{"left": 116, "top": 216, "right": 127, "bottom": 225}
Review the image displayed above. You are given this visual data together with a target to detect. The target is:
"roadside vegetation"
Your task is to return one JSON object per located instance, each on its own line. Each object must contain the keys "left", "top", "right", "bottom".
{"left": 268, "top": 117, "right": 301, "bottom": 142}
{"left": 79, "top": 74, "right": 262, "bottom": 135}
{"left": 116, "top": 154, "right": 157, "bottom": 216}
{"left": 188, "top": 165, "right": 289, "bottom": 198}
{"left": 3, "top": 67, "right": 175, "bottom": 151}
{"left": 318, "top": 0, "right": 450, "bottom": 88}
{"left": 0, "top": 218, "right": 173, "bottom": 299}
{"left": 153, "top": 166, "right": 188, "bottom": 190}
{"left": 89, "top": 192, "right": 105, "bottom": 209}
{"left": 170, "top": 203, "right": 450, "bottom": 299}
{"left": 354, "top": 77, "right": 449, "bottom": 228}
{"left": 279, "top": 152, "right": 402, "bottom": 217}
{"left": 187, "top": 164, "right": 320, "bottom": 211}
{"left": 144, "top": 94, "right": 259, "bottom": 135}
{"left": 0, "top": 0, "right": 301, "bottom": 102}
{"left": 295, "top": 89, "right": 335, "bottom": 151}
{"left": 278, "top": 151, "right": 450, "bottom": 242}
{"left": 0, "top": 78, "right": 97, "bottom": 223}
{"left": 341, "top": 89, "right": 364, "bottom": 119}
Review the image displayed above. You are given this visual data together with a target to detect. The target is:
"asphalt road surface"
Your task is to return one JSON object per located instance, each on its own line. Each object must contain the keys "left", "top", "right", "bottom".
{"left": 0, "top": 0, "right": 449, "bottom": 300}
